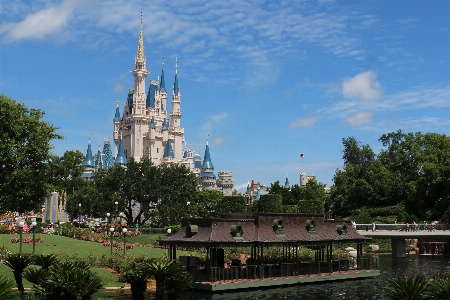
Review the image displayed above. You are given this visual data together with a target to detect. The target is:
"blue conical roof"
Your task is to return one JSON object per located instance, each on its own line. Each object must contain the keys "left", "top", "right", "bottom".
{"left": 163, "top": 139, "right": 174, "bottom": 158}
{"left": 173, "top": 59, "right": 179, "bottom": 96}
{"left": 162, "top": 118, "right": 169, "bottom": 130}
{"left": 115, "top": 138, "right": 127, "bottom": 165}
{"left": 201, "top": 143, "right": 214, "bottom": 169}
{"left": 95, "top": 145, "right": 101, "bottom": 170}
{"left": 114, "top": 102, "right": 121, "bottom": 121}
{"left": 83, "top": 140, "right": 95, "bottom": 167}
{"left": 285, "top": 177, "right": 290, "bottom": 188}
{"left": 193, "top": 153, "right": 202, "bottom": 169}
{"left": 160, "top": 64, "right": 166, "bottom": 92}
{"left": 146, "top": 82, "right": 157, "bottom": 108}
{"left": 150, "top": 116, "right": 156, "bottom": 129}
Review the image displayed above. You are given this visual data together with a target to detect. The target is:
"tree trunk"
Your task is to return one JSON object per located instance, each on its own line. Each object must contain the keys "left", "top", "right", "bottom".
{"left": 13, "top": 270, "right": 24, "bottom": 293}
{"left": 130, "top": 280, "right": 147, "bottom": 300}
{"left": 155, "top": 278, "right": 165, "bottom": 300}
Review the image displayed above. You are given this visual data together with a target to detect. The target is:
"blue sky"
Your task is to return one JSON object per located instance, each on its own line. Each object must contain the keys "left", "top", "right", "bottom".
{"left": 1, "top": 0, "right": 449, "bottom": 192}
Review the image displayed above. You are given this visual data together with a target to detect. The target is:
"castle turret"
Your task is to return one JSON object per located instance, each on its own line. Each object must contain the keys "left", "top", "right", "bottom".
{"left": 102, "top": 139, "right": 114, "bottom": 169}
{"left": 200, "top": 135, "right": 216, "bottom": 190}
{"left": 81, "top": 139, "right": 95, "bottom": 179}
{"left": 285, "top": 172, "right": 290, "bottom": 189}
{"left": 115, "top": 134, "right": 127, "bottom": 166}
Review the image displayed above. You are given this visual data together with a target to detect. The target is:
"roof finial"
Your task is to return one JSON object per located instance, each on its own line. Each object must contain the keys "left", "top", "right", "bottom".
{"left": 137, "top": 12, "right": 144, "bottom": 60}
{"left": 176, "top": 57, "right": 178, "bottom": 74}
{"left": 206, "top": 132, "right": 209, "bottom": 145}
{"left": 116, "top": 99, "right": 119, "bottom": 107}
{"left": 162, "top": 57, "right": 164, "bottom": 70}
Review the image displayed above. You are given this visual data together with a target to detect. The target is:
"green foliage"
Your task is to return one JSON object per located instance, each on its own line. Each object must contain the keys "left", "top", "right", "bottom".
{"left": 191, "top": 189, "right": 223, "bottom": 218}
{"left": 218, "top": 196, "right": 246, "bottom": 215}
{"left": 66, "top": 161, "right": 198, "bottom": 227}
{"left": 332, "top": 249, "right": 351, "bottom": 261}
{"left": 425, "top": 277, "right": 450, "bottom": 299}
{"left": 0, "top": 275, "right": 15, "bottom": 299}
{"left": 332, "top": 131, "right": 450, "bottom": 222}
{"left": 268, "top": 181, "right": 294, "bottom": 205}
{"left": 258, "top": 194, "right": 282, "bottom": 213}
{"left": 119, "top": 256, "right": 152, "bottom": 300}
{"left": 298, "top": 199, "right": 323, "bottom": 214}
{"left": 282, "top": 205, "right": 298, "bottom": 213}
{"left": 3, "top": 253, "right": 34, "bottom": 293}
{"left": 0, "top": 95, "right": 63, "bottom": 213}
{"left": 383, "top": 275, "right": 428, "bottom": 300}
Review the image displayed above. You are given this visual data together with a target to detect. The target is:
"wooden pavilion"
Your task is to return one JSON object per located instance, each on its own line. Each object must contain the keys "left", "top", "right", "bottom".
{"left": 160, "top": 212, "right": 380, "bottom": 291}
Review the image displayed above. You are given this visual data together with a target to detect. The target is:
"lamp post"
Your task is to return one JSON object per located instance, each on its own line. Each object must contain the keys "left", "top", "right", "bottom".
{"left": 122, "top": 228, "right": 127, "bottom": 256}
{"left": 106, "top": 213, "right": 110, "bottom": 225}
{"left": 32, "top": 221, "right": 37, "bottom": 254}
{"left": 115, "top": 201, "right": 118, "bottom": 225}
{"left": 119, "top": 212, "right": 123, "bottom": 227}
{"left": 167, "top": 228, "right": 171, "bottom": 236}
{"left": 187, "top": 201, "right": 191, "bottom": 218}
{"left": 78, "top": 203, "right": 82, "bottom": 226}
{"left": 109, "top": 226, "right": 115, "bottom": 255}
{"left": 19, "top": 221, "right": 24, "bottom": 255}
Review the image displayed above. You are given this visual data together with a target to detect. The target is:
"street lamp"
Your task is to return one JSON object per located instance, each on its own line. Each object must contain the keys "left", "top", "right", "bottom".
{"left": 32, "top": 221, "right": 37, "bottom": 254}
{"left": 106, "top": 213, "right": 110, "bottom": 225}
{"left": 122, "top": 228, "right": 127, "bottom": 256}
{"left": 187, "top": 201, "right": 191, "bottom": 217}
{"left": 78, "top": 203, "right": 82, "bottom": 226}
{"left": 167, "top": 228, "right": 171, "bottom": 236}
{"left": 19, "top": 221, "right": 24, "bottom": 255}
{"left": 115, "top": 201, "right": 118, "bottom": 225}
{"left": 109, "top": 226, "right": 115, "bottom": 255}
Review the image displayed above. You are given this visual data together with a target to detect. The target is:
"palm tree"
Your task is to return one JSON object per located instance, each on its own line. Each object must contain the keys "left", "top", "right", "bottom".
{"left": 138, "top": 259, "right": 175, "bottom": 300}
{"left": 3, "top": 253, "right": 34, "bottom": 293}
{"left": 119, "top": 256, "right": 152, "bottom": 300}
{"left": 383, "top": 275, "right": 428, "bottom": 300}
{"left": 0, "top": 275, "right": 15, "bottom": 299}
{"left": 164, "top": 263, "right": 193, "bottom": 300}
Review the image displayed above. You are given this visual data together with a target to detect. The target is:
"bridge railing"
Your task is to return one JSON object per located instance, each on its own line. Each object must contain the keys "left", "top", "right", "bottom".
{"left": 356, "top": 223, "right": 449, "bottom": 232}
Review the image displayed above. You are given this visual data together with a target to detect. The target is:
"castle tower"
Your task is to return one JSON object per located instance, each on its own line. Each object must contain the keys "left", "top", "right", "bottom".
{"left": 200, "top": 135, "right": 216, "bottom": 190}
{"left": 216, "top": 171, "right": 234, "bottom": 196}
{"left": 102, "top": 139, "right": 114, "bottom": 169}
{"left": 81, "top": 139, "right": 95, "bottom": 179}
{"left": 115, "top": 134, "right": 127, "bottom": 166}
{"left": 285, "top": 172, "right": 290, "bottom": 189}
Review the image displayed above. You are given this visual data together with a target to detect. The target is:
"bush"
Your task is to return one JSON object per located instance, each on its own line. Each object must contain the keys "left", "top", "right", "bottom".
{"left": 283, "top": 205, "right": 298, "bottom": 213}
{"left": 298, "top": 199, "right": 323, "bottom": 214}
{"left": 219, "top": 196, "right": 246, "bottom": 214}
{"left": 259, "top": 194, "right": 282, "bottom": 213}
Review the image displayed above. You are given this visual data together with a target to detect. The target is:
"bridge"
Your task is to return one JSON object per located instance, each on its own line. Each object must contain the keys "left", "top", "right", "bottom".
{"left": 355, "top": 224, "right": 450, "bottom": 257}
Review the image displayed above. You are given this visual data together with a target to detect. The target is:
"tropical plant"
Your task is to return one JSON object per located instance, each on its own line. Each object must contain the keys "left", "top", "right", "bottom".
{"left": 164, "top": 263, "right": 193, "bottom": 300}
{"left": 119, "top": 256, "right": 152, "bottom": 300}
{"left": 332, "top": 249, "right": 351, "bottom": 261}
{"left": 383, "top": 275, "right": 428, "bottom": 300}
{"left": 33, "top": 253, "right": 58, "bottom": 269}
{"left": 425, "top": 277, "right": 450, "bottom": 300}
{"left": 0, "top": 275, "right": 15, "bottom": 299}
{"left": 3, "top": 253, "right": 34, "bottom": 293}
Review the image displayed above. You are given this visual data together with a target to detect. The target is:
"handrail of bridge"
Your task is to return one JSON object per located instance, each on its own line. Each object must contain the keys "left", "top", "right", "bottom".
{"left": 355, "top": 223, "right": 449, "bottom": 232}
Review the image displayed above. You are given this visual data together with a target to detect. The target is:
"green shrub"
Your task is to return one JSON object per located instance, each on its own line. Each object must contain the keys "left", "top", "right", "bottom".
{"left": 298, "top": 199, "right": 323, "bottom": 214}
{"left": 383, "top": 275, "right": 428, "bottom": 300}
{"left": 259, "top": 194, "right": 282, "bottom": 213}
{"left": 282, "top": 205, "right": 298, "bottom": 213}
{"left": 219, "top": 196, "right": 246, "bottom": 214}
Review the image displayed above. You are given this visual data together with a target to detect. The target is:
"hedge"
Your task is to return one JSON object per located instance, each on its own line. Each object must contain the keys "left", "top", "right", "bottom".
{"left": 282, "top": 205, "right": 298, "bottom": 213}
{"left": 259, "top": 194, "right": 283, "bottom": 213}
{"left": 298, "top": 199, "right": 323, "bottom": 214}
{"left": 219, "top": 196, "right": 246, "bottom": 214}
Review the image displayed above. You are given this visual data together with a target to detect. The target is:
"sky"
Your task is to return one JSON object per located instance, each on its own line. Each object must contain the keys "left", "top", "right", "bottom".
{"left": 1, "top": 0, "right": 450, "bottom": 192}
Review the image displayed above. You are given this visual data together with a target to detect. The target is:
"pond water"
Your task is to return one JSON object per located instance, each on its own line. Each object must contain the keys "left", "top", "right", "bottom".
{"left": 94, "top": 254, "right": 449, "bottom": 299}
{"left": 184, "top": 255, "right": 450, "bottom": 300}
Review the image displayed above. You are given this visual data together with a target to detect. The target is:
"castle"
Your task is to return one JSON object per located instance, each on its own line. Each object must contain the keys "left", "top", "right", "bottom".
{"left": 81, "top": 16, "right": 234, "bottom": 196}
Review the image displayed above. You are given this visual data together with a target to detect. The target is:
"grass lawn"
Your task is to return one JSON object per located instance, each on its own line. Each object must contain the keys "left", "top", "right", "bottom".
{"left": 0, "top": 233, "right": 187, "bottom": 289}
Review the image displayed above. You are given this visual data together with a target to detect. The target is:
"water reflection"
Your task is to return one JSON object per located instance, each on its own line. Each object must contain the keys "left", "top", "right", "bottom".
{"left": 185, "top": 255, "right": 450, "bottom": 300}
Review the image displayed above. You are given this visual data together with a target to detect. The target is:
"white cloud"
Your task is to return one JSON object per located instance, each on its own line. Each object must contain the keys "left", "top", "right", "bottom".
{"left": 0, "top": 0, "right": 78, "bottom": 41}
{"left": 345, "top": 111, "right": 374, "bottom": 126}
{"left": 201, "top": 111, "right": 228, "bottom": 133}
{"left": 289, "top": 115, "right": 321, "bottom": 129}
{"left": 342, "top": 71, "right": 383, "bottom": 103}
{"left": 210, "top": 112, "right": 228, "bottom": 121}
{"left": 211, "top": 137, "right": 227, "bottom": 146}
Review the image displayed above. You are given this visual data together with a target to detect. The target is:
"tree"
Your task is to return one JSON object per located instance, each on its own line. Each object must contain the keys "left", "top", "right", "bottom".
{"left": 268, "top": 180, "right": 294, "bottom": 204}
{"left": 0, "top": 95, "right": 62, "bottom": 213}
{"left": 191, "top": 189, "right": 223, "bottom": 218}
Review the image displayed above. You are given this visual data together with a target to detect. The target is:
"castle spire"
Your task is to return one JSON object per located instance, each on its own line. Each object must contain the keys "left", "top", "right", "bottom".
{"left": 160, "top": 57, "right": 166, "bottom": 92}
{"left": 137, "top": 12, "right": 145, "bottom": 61}
{"left": 173, "top": 57, "right": 179, "bottom": 96}
{"left": 114, "top": 100, "right": 121, "bottom": 121}
{"left": 115, "top": 133, "right": 127, "bottom": 165}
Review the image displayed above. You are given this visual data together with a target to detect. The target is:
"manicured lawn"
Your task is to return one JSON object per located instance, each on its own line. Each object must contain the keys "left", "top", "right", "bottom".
{"left": 0, "top": 233, "right": 170, "bottom": 258}
{"left": 0, "top": 233, "right": 184, "bottom": 289}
